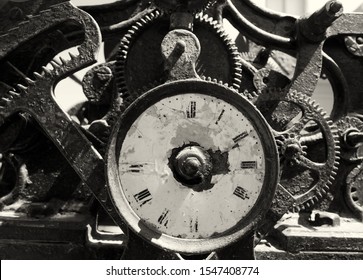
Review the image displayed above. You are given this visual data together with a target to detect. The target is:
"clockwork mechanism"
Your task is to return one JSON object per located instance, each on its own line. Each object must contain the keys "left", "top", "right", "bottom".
{"left": 107, "top": 80, "right": 279, "bottom": 254}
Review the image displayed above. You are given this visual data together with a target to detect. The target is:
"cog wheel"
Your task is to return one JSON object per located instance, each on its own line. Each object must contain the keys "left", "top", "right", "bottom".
{"left": 153, "top": 0, "right": 215, "bottom": 13}
{"left": 240, "top": 51, "right": 290, "bottom": 92}
{"left": 346, "top": 164, "right": 363, "bottom": 220}
{"left": 0, "top": 1, "right": 129, "bottom": 233}
{"left": 336, "top": 115, "right": 363, "bottom": 162}
{"left": 115, "top": 10, "right": 242, "bottom": 108}
{"left": 254, "top": 88, "right": 340, "bottom": 213}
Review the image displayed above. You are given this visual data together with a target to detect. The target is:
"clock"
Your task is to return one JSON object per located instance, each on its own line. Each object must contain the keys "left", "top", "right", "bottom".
{"left": 107, "top": 80, "right": 279, "bottom": 254}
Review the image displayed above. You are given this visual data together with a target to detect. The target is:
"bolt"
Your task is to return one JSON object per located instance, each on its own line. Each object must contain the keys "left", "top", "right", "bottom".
{"left": 327, "top": 1, "right": 343, "bottom": 15}
{"left": 357, "top": 37, "right": 363, "bottom": 44}
{"left": 95, "top": 66, "right": 112, "bottom": 82}
{"left": 9, "top": 7, "right": 23, "bottom": 20}
{"left": 349, "top": 45, "right": 358, "bottom": 53}
{"left": 182, "top": 157, "right": 202, "bottom": 177}
{"left": 345, "top": 130, "right": 363, "bottom": 148}
{"left": 174, "top": 40, "right": 186, "bottom": 55}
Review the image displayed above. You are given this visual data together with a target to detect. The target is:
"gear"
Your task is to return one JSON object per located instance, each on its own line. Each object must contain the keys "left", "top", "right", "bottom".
{"left": 152, "top": 0, "right": 215, "bottom": 13}
{"left": 254, "top": 88, "right": 340, "bottom": 212}
{"left": 115, "top": 10, "right": 242, "bottom": 108}
{"left": 346, "top": 164, "right": 363, "bottom": 220}
{"left": 336, "top": 115, "right": 363, "bottom": 162}
{"left": 0, "top": 1, "right": 128, "bottom": 232}
{"left": 240, "top": 51, "right": 290, "bottom": 92}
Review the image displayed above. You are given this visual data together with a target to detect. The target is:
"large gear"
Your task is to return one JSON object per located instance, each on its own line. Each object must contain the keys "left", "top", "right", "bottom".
{"left": 0, "top": 0, "right": 128, "bottom": 233}
{"left": 115, "top": 10, "right": 242, "bottom": 107}
{"left": 253, "top": 88, "right": 340, "bottom": 212}
{"left": 152, "top": 0, "right": 215, "bottom": 13}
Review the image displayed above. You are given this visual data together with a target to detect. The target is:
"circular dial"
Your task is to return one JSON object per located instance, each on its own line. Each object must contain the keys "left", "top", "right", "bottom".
{"left": 107, "top": 80, "right": 278, "bottom": 254}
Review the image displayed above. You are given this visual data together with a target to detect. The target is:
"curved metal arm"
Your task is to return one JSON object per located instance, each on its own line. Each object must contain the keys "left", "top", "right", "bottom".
{"left": 224, "top": 0, "right": 296, "bottom": 51}
{"left": 231, "top": 0, "right": 297, "bottom": 36}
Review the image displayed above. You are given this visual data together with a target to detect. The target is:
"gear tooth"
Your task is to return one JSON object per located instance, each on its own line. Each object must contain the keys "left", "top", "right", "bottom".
{"left": 68, "top": 52, "right": 77, "bottom": 60}
{"left": 316, "top": 191, "right": 323, "bottom": 199}
{"left": 294, "top": 205, "right": 301, "bottom": 212}
{"left": 59, "top": 56, "right": 67, "bottom": 65}
{"left": 8, "top": 90, "right": 20, "bottom": 97}
{"left": 1, "top": 97, "right": 11, "bottom": 102}
{"left": 234, "top": 72, "right": 242, "bottom": 78}
{"left": 50, "top": 60, "right": 59, "bottom": 69}
{"left": 17, "top": 84, "right": 27, "bottom": 91}
{"left": 42, "top": 66, "right": 51, "bottom": 74}
{"left": 33, "top": 72, "right": 43, "bottom": 79}
{"left": 232, "top": 83, "right": 240, "bottom": 89}
{"left": 25, "top": 77, "right": 35, "bottom": 85}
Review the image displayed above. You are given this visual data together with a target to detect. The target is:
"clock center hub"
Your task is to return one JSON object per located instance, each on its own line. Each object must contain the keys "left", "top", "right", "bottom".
{"left": 172, "top": 145, "right": 212, "bottom": 186}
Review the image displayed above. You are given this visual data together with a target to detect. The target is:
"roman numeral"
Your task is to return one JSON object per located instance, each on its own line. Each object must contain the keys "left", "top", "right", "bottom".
{"left": 233, "top": 186, "right": 250, "bottom": 200}
{"left": 127, "top": 164, "right": 144, "bottom": 173}
{"left": 241, "top": 161, "right": 257, "bottom": 169}
{"left": 215, "top": 109, "right": 225, "bottom": 125}
{"left": 120, "top": 163, "right": 155, "bottom": 174}
{"left": 231, "top": 131, "right": 249, "bottom": 149}
{"left": 233, "top": 131, "right": 249, "bottom": 143}
{"left": 158, "top": 209, "right": 170, "bottom": 227}
{"left": 189, "top": 217, "right": 199, "bottom": 233}
{"left": 186, "top": 101, "right": 196, "bottom": 118}
{"left": 134, "top": 189, "right": 152, "bottom": 206}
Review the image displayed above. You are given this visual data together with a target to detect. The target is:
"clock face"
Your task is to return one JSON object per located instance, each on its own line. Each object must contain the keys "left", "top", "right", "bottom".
{"left": 119, "top": 93, "right": 265, "bottom": 239}
{"left": 107, "top": 81, "right": 278, "bottom": 253}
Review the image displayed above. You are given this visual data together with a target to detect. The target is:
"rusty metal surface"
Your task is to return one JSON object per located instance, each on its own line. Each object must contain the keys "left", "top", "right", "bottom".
{"left": 1, "top": 0, "right": 363, "bottom": 259}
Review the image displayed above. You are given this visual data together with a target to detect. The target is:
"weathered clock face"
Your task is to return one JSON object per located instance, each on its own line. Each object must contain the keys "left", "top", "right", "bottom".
{"left": 119, "top": 93, "right": 265, "bottom": 239}
{"left": 107, "top": 81, "right": 278, "bottom": 253}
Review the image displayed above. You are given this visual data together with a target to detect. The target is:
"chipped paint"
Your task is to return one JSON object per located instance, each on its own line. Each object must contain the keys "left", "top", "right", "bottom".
{"left": 118, "top": 93, "right": 266, "bottom": 239}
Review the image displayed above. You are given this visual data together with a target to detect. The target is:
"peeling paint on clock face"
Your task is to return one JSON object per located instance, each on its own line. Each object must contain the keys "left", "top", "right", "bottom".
{"left": 118, "top": 93, "right": 266, "bottom": 239}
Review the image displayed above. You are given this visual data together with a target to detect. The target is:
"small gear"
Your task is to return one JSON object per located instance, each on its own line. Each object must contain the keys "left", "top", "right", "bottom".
{"left": 115, "top": 10, "right": 242, "bottom": 108}
{"left": 152, "top": 0, "right": 215, "bottom": 13}
{"left": 240, "top": 51, "right": 290, "bottom": 92}
{"left": 336, "top": 115, "right": 363, "bottom": 162}
{"left": 255, "top": 88, "right": 340, "bottom": 212}
{"left": 346, "top": 164, "right": 363, "bottom": 220}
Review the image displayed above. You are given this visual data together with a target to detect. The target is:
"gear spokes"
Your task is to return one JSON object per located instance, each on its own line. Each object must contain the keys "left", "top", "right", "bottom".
{"left": 255, "top": 88, "right": 340, "bottom": 212}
